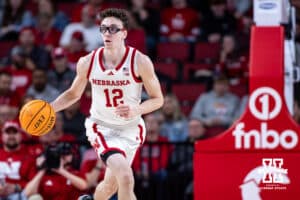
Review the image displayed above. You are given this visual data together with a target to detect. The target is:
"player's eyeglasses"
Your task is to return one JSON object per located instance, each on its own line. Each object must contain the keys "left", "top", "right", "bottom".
{"left": 99, "top": 25, "right": 124, "bottom": 34}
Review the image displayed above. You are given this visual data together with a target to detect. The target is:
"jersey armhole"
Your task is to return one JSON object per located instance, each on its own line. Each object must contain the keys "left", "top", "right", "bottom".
{"left": 130, "top": 48, "right": 142, "bottom": 83}
{"left": 86, "top": 50, "right": 97, "bottom": 79}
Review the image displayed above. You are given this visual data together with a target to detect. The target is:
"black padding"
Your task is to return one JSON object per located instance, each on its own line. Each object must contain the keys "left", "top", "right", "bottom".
{"left": 100, "top": 150, "right": 124, "bottom": 163}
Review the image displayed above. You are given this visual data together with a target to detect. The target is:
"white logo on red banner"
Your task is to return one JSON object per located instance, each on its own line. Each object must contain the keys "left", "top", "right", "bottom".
{"left": 259, "top": 158, "right": 288, "bottom": 183}
{"left": 233, "top": 122, "right": 298, "bottom": 149}
{"left": 233, "top": 87, "right": 298, "bottom": 149}
{"left": 249, "top": 87, "right": 281, "bottom": 120}
{"left": 240, "top": 158, "right": 290, "bottom": 200}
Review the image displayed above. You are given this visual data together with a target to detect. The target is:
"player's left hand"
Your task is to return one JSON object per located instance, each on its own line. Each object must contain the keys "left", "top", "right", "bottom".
{"left": 115, "top": 104, "right": 140, "bottom": 119}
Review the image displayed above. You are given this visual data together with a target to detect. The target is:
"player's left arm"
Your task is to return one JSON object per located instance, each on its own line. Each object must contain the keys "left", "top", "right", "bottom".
{"left": 116, "top": 52, "right": 164, "bottom": 117}
{"left": 137, "top": 53, "right": 164, "bottom": 114}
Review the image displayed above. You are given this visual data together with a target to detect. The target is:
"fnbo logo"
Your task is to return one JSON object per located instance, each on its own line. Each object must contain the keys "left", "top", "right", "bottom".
{"left": 233, "top": 87, "right": 299, "bottom": 149}
{"left": 233, "top": 122, "right": 298, "bottom": 149}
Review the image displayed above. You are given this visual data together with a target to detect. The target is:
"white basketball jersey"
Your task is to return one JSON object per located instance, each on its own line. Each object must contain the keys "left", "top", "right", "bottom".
{"left": 87, "top": 46, "right": 143, "bottom": 127}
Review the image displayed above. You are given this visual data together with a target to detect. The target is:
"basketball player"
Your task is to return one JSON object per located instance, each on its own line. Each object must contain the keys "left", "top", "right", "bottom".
{"left": 50, "top": 8, "right": 163, "bottom": 200}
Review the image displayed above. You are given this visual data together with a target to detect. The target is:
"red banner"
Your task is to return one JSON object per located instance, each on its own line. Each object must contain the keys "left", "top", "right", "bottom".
{"left": 194, "top": 26, "right": 300, "bottom": 200}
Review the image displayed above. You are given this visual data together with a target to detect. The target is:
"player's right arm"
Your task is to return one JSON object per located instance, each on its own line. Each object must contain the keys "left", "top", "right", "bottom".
{"left": 50, "top": 53, "right": 92, "bottom": 112}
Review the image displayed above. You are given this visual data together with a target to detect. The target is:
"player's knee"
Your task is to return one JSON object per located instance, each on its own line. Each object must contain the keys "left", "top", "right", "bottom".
{"left": 118, "top": 169, "right": 134, "bottom": 186}
{"left": 104, "top": 180, "right": 118, "bottom": 193}
{"left": 95, "top": 181, "right": 117, "bottom": 197}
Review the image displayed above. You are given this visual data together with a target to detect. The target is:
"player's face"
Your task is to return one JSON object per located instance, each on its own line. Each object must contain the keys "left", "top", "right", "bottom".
{"left": 2, "top": 128, "right": 21, "bottom": 150}
{"left": 100, "top": 17, "right": 127, "bottom": 49}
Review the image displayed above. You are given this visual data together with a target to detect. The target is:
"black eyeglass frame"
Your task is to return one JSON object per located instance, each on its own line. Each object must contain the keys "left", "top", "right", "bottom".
{"left": 99, "top": 25, "right": 125, "bottom": 34}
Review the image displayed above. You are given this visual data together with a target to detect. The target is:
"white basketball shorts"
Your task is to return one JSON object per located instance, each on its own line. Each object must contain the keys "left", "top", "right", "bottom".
{"left": 85, "top": 117, "right": 146, "bottom": 164}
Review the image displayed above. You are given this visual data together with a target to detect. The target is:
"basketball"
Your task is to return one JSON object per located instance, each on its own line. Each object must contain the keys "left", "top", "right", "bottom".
{"left": 19, "top": 99, "right": 56, "bottom": 136}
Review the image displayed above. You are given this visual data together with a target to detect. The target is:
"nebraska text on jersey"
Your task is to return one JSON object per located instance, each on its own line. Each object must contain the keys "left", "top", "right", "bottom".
{"left": 92, "top": 79, "right": 131, "bottom": 86}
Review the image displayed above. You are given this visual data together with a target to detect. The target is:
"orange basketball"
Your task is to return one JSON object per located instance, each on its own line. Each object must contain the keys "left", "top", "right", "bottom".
{"left": 19, "top": 99, "right": 56, "bottom": 136}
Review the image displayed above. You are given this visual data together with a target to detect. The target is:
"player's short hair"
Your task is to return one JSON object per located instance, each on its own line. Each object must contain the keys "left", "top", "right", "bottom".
{"left": 99, "top": 8, "right": 129, "bottom": 30}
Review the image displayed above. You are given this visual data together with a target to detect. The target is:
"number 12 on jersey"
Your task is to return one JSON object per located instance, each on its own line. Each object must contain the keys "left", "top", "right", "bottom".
{"left": 104, "top": 88, "right": 124, "bottom": 107}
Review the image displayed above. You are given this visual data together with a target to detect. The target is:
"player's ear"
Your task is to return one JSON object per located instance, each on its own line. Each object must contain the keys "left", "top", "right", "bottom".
{"left": 123, "top": 30, "right": 127, "bottom": 40}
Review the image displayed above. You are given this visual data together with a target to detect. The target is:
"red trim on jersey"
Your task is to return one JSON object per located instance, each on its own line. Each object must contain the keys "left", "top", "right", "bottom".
{"left": 138, "top": 124, "right": 144, "bottom": 145}
{"left": 92, "top": 123, "right": 108, "bottom": 149}
{"left": 130, "top": 48, "right": 142, "bottom": 83}
{"left": 98, "top": 49, "right": 105, "bottom": 71}
{"left": 102, "top": 147, "right": 126, "bottom": 157}
{"left": 86, "top": 50, "right": 97, "bottom": 79}
{"left": 99, "top": 46, "right": 129, "bottom": 72}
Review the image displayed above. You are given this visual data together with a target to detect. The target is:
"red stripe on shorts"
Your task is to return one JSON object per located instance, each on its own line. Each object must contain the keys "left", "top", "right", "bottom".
{"left": 92, "top": 123, "right": 108, "bottom": 149}
{"left": 138, "top": 124, "right": 144, "bottom": 145}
